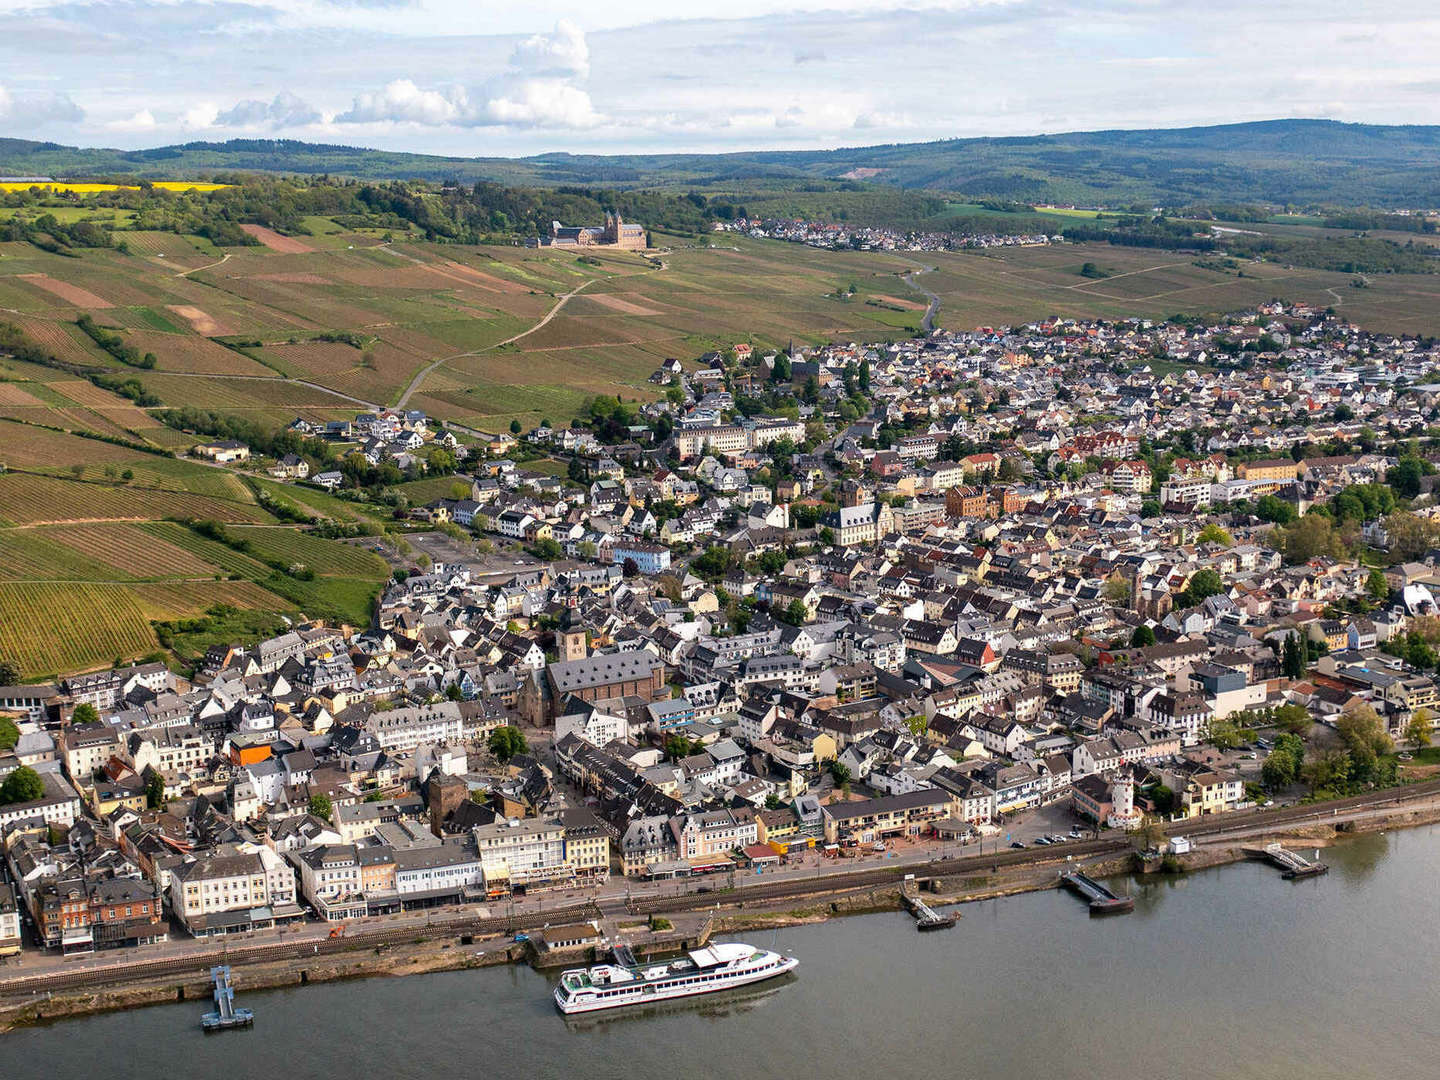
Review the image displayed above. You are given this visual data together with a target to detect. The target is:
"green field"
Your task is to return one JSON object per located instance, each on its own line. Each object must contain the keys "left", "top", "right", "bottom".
{"left": 0, "top": 441, "right": 390, "bottom": 676}
{"left": 919, "top": 242, "right": 1440, "bottom": 334}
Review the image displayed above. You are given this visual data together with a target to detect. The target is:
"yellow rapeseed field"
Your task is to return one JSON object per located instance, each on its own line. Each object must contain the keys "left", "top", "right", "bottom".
{"left": 0, "top": 181, "right": 230, "bottom": 193}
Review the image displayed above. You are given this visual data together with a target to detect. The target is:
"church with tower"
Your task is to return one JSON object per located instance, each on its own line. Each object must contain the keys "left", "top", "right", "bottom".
{"left": 528, "top": 212, "right": 647, "bottom": 251}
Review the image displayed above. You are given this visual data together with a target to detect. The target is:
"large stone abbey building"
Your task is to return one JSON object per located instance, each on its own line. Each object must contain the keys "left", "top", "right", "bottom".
{"left": 527, "top": 212, "right": 647, "bottom": 251}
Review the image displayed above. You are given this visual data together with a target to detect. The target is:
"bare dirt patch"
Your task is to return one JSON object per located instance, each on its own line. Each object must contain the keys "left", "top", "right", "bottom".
{"left": 166, "top": 304, "right": 232, "bottom": 335}
{"left": 873, "top": 294, "right": 927, "bottom": 310}
{"left": 585, "top": 293, "right": 663, "bottom": 316}
{"left": 16, "top": 274, "right": 112, "bottom": 307}
{"left": 239, "top": 225, "right": 316, "bottom": 254}
{"left": 252, "top": 272, "right": 333, "bottom": 285}
{"left": 422, "top": 259, "right": 527, "bottom": 294}
{"left": 0, "top": 383, "right": 41, "bottom": 406}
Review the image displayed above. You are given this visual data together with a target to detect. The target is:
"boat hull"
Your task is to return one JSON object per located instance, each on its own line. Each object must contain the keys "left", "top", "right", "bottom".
{"left": 554, "top": 955, "right": 798, "bottom": 1014}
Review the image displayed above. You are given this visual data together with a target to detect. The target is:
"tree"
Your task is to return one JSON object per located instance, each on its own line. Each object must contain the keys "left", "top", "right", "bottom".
{"left": 621, "top": 557, "right": 640, "bottom": 578}
{"left": 509, "top": 419, "right": 522, "bottom": 435}
{"left": 904, "top": 714, "right": 929, "bottom": 739}
{"left": 1196, "top": 523, "right": 1234, "bottom": 547}
{"left": 1401, "top": 631, "right": 1436, "bottom": 670}
{"left": 488, "top": 725, "right": 528, "bottom": 764}
{"left": 0, "top": 716, "right": 18, "bottom": 752}
{"left": 827, "top": 760, "right": 851, "bottom": 790}
{"left": 1179, "top": 568, "right": 1224, "bottom": 606}
{"left": 778, "top": 599, "right": 809, "bottom": 626}
{"left": 1271, "top": 513, "right": 1346, "bottom": 564}
{"left": 1303, "top": 747, "right": 1353, "bottom": 794}
{"left": 691, "top": 545, "right": 733, "bottom": 581}
{"left": 1384, "top": 511, "right": 1440, "bottom": 563}
{"left": 1207, "top": 717, "right": 1243, "bottom": 751}
{"left": 1139, "top": 499, "right": 1161, "bottom": 519}
{"left": 663, "top": 734, "right": 700, "bottom": 761}
{"left": 1102, "top": 573, "right": 1132, "bottom": 606}
{"left": 144, "top": 771, "right": 167, "bottom": 810}
{"left": 445, "top": 682, "right": 463, "bottom": 701}
{"left": 1405, "top": 708, "right": 1433, "bottom": 748}
{"left": 1130, "top": 624, "right": 1156, "bottom": 647}
{"left": 1255, "top": 495, "right": 1297, "bottom": 525}
{"left": 0, "top": 658, "right": 19, "bottom": 685}
{"left": 1282, "top": 633, "right": 1306, "bottom": 679}
{"left": 1262, "top": 733, "right": 1305, "bottom": 788}
{"left": 1330, "top": 483, "right": 1394, "bottom": 524}
{"left": 858, "top": 357, "right": 871, "bottom": 390}
{"left": 72, "top": 703, "right": 100, "bottom": 725}
{"left": 1274, "top": 702, "right": 1311, "bottom": 735}
{"left": 1367, "top": 568, "right": 1391, "bottom": 601}
{"left": 1335, "top": 704, "right": 1393, "bottom": 762}
{"left": 1387, "top": 455, "right": 1432, "bottom": 499}
{"left": 0, "top": 766, "right": 43, "bottom": 805}
{"left": 1149, "top": 784, "right": 1175, "bottom": 815}
{"left": 308, "top": 793, "right": 333, "bottom": 821}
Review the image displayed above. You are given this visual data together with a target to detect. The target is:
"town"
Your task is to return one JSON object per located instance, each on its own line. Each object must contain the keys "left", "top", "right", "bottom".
{"left": 712, "top": 215, "right": 1057, "bottom": 252}
{"left": 4, "top": 297, "right": 1440, "bottom": 963}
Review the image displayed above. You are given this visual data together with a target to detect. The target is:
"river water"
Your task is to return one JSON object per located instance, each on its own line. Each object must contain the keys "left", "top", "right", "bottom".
{"left": 7, "top": 826, "right": 1439, "bottom": 1079}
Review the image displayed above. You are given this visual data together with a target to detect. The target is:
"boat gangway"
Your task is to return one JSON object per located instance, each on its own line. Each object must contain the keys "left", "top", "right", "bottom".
{"left": 1244, "top": 842, "right": 1329, "bottom": 879}
{"left": 200, "top": 965, "right": 254, "bottom": 1031}
{"left": 901, "top": 883, "right": 957, "bottom": 930}
{"left": 1060, "top": 871, "right": 1134, "bottom": 914}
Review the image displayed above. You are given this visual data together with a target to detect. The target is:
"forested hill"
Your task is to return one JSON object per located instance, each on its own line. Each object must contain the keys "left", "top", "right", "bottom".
{"left": 5, "top": 119, "right": 1440, "bottom": 206}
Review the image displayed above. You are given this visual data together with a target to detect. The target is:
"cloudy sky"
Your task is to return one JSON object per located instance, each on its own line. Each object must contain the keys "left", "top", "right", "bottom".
{"left": 1, "top": 0, "right": 1438, "bottom": 157}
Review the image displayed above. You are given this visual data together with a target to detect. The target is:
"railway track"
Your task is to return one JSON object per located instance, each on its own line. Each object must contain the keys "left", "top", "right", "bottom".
{"left": 7, "top": 779, "right": 1438, "bottom": 1000}
{"left": 0, "top": 901, "right": 600, "bottom": 1000}
{"left": 632, "top": 837, "right": 1128, "bottom": 915}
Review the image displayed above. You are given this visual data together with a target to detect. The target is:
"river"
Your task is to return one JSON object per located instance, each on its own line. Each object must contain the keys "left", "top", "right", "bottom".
{"left": 7, "top": 826, "right": 1439, "bottom": 1079}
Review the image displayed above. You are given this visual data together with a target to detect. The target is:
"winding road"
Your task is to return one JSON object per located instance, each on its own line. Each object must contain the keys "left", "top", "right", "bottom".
{"left": 393, "top": 277, "right": 598, "bottom": 410}
{"left": 899, "top": 263, "right": 940, "bottom": 331}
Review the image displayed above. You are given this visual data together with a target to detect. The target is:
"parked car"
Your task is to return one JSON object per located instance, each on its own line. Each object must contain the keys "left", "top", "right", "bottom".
{"left": 1010, "top": 841, "right": 1026, "bottom": 849}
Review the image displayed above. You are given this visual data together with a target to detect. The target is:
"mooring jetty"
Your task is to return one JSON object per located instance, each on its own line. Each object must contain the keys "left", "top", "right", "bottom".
{"left": 1060, "top": 870, "right": 1135, "bottom": 914}
{"left": 200, "top": 965, "right": 254, "bottom": 1031}
{"left": 1243, "top": 842, "right": 1329, "bottom": 879}
{"left": 901, "top": 884, "right": 957, "bottom": 931}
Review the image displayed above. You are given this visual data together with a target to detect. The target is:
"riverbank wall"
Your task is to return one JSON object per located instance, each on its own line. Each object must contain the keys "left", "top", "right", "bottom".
{"left": 5, "top": 793, "right": 1440, "bottom": 1032}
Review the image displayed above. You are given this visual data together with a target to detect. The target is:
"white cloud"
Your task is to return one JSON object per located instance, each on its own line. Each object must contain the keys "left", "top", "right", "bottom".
{"left": 509, "top": 18, "right": 589, "bottom": 77}
{"left": 0, "top": 84, "right": 83, "bottom": 128}
{"left": 215, "top": 90, "right": 321, "bottom": 129}
{"left": 335, "top": 79, "right": 470, "bottom": 125}
{"left": 482, "top": 79, "right": 599, "bottom": 128}
{"left": 180, "top": 102, "right": 220, "bottom": 130}
{"left": 9, "top": 4, "right": 1440, "bottom": 155}
{"left": 853, "top": 109, "right": 911, "bottom": 129}
{"left": 107, "top": 108, "right": 158, "bottom": 132}
{"left": 333, "top": 75, "right": 601, "bottom": 129}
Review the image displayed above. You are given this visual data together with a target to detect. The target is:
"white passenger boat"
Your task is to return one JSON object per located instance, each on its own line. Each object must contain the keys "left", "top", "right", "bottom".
{"left": 553, "top": 942, "right": 797, "bottom": 1014}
